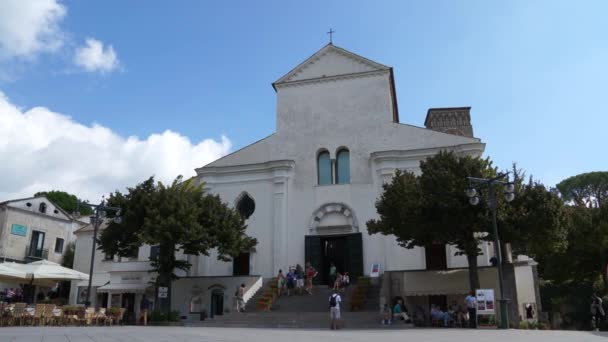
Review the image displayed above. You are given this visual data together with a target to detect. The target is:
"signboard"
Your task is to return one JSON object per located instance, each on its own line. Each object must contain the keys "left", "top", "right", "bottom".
{"left": 10, "top": 224, "right": 27, "bottom": 237}
{"left": 77, "top": 287, "right": 89, "bottom": 304}
{"left": 158, "top": 286, "right": 168, "bottom": 298}
{"left": 370, "top": 263, "right": 381, "bottom": 278}
{"left": 475, "top": 289, "right": 496, "bottom": 315}
{"left": 120, "top": 275, "right": 142, "bottom": 284}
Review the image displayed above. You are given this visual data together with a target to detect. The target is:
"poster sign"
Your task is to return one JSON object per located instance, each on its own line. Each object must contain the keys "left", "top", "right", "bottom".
{"left": 370, "top": 263, "right": 381, "bottom": 278}
{"left": 10, "top": 224, "right": 27, "bottom": 236}
{"left": 158, "top": 286, "right": 168, "bottom": 298}
{"left": 475, "top": 289, "right": 495, "bottom": 315}
{"left": 77, "top": 287, "right": 89, "bottom": 304}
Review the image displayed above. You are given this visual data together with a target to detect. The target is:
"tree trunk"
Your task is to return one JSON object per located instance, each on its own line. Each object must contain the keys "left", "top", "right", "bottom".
{"left": 157, "top": 242, "right": 176, "bottom": 317}
{"left": 467, "top": 254, "right": 481, "bottom": 291}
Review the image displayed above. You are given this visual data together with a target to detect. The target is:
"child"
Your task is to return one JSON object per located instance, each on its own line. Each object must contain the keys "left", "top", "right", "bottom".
{"left": 381, "top": 304, "right": 392, "bottom": 325}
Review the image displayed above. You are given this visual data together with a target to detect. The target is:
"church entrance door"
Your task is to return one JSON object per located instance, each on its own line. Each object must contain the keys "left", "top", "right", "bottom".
{"left": 305, "top": 233, "right": 363, "bottom": 285}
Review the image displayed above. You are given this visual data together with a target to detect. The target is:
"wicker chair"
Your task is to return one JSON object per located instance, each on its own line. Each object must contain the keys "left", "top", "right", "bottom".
{"left": 96, "top": 308, "right": 109, "bottom": 326}
{"left": 42, "top": 304, "right": 56, "bottom": 326}
{"left": 31, "top": 304, "right": 46, "bottom": 326}
{"left": 11, "top": 303, "right": 27, "bottom": 326}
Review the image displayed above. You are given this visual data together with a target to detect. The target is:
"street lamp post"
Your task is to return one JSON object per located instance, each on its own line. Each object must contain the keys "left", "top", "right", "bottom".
{"left": 77, "top": 200, "right": 121, "bottom": 308}
{"left": 466, "top": 172, "right": 515, "bottom": 329}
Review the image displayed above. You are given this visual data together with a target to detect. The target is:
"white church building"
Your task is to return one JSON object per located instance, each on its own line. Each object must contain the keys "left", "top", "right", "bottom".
{"left": 169, "top": 43, "right": 541, "bottom": 323}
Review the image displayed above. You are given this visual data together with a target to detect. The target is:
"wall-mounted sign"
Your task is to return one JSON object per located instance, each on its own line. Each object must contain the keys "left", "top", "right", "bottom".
{"left": 120, "top": 275, "right": 142, "bottom": 283}
{"left": 370, "top": 263, "right": 381, "bottom": 278}
{"left": 10, "top": 224, "right": 27, "bottom": 237}
{"left": 476, "top": 289, "right": 496, "bottom": 315}
{"left": 158, "top": 286, "right": 168, "bottom": 298}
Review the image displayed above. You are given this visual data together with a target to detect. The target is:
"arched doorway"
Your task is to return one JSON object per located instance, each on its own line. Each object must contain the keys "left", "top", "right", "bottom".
{"left": 209, "top": 289, "right": 224, "bottom": 318}
{"left": 305, "top": 203, "right": 363, "bottom": 285}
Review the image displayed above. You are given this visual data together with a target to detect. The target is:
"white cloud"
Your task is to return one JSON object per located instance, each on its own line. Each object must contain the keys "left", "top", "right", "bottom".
{"left": 0, "top": 0, "right": 66, "bottom": 59}
{"left": 0, "top": 91, "right": 232, "bottom": 202}
{"left": 74, "top": 38, "right": 119, "bottom": 73}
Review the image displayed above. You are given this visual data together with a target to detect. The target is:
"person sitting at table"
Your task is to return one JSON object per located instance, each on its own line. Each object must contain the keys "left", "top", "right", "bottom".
{"left": 393, "top": 299, "right": 410, "bottom": 323}
{"left": 449, "top": 300, "right": 467, "bottom": 326}
{"left": 431, "top": 304, "right": 450, "bottom": 327}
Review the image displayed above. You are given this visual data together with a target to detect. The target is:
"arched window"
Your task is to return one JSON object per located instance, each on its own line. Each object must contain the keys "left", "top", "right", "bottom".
{"left": 39, "top": 202, "right": 47, "bottom": 214}
{"left": 317, "top": 150, "right": 332, "bottom": 185}
{"left": 236, "top": 193, "right": 255, "bottom": 219}
{"left": 336, "top": 149, "right": 350, "bottom": 184}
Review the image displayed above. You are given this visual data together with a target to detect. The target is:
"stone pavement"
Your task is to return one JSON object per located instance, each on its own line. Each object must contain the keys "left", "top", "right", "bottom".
{"left": 0, "top": 326, "right": 606, "bottom": 342}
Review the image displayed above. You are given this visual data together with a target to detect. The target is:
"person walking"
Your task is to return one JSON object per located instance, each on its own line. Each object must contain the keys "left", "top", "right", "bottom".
{"left": 139, "top": 294, "right": 150, "bottom": 326}
{"left": 329, "top": 290, "right": 342, "bottom": 330}
{"left": 341, "top": 272, "right": 350, "bottom": 293}
{"left": 329, "top": 262, "right": 337, "bottom": 289}
{"left": 286, "top": 268, "right": 296, "bottom": 296}
{"left": 591, "top": 293, "right": 605, "bottom": 330}
{"left": 305, "top": 263, "right": 317, "bottom": 295}
{"left": 465, "top": 291, "right": 477, "bottom": 328}
{"left": 277, "top": 269, "right": 286, "bottom": 297}
{"left": 295, "top": 264, "right": 305, "bottom": 295}
{"left": 236, "top": 283, "right": 246, "bottom": 313}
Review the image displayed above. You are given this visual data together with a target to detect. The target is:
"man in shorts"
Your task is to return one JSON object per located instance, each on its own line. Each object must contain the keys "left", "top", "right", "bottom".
{"left": 329, "top": 290, "right": 342, "bottom": 330}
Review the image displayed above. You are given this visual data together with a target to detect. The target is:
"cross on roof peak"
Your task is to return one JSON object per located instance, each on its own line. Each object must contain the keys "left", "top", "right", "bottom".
{"left": 327, "top": 28, "right": 335, "bottom": 44}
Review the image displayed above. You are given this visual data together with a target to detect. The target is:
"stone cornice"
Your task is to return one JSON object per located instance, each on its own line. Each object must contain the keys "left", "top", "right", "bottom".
{"left": 274, "top": 69, "right": 389, "bottom": 89}
{"left": 370, "top": 143, "right": 486, "bottom": 164}
{"left": 196, "top": 160, "right": 295, "bottom": 177}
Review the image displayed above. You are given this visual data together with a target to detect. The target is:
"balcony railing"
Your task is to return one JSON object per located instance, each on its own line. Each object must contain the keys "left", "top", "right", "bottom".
{"left": 25, "top": 245, "right": 49, "bottom": 260}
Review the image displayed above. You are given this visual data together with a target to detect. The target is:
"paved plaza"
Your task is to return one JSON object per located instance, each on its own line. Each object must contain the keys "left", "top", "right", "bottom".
{"left": 0, "top": 326, "right": 606, "bottom": 342}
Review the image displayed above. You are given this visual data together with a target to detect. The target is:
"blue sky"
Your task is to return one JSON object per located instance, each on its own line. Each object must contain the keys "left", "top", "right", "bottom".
{"left": 0, "top": 0, "right": 606, "bottom": 201}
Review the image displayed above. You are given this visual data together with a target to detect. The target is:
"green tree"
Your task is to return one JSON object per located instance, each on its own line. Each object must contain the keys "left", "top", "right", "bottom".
{"left": 34, "top": 190, "right": 93, "bottom": 215}
{"left": 556, "top": 171, "right": 608, "bottom": 208}
{"left": 500, "top": 167, "right": 567, "bottom": 259}
{"left": 367, "top": 152, "right": 566, "bottom": 291}
{"left": 367, "top": 151, "right": 496, "bottom": 290}
{"left": 61, "top": 242, "right": 75, "bottom": 268}
{"left": 97, "top": 176, "right": 257, "bottom": 314}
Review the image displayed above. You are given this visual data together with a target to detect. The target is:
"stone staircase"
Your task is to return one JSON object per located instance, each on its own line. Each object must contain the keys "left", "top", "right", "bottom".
{"left": 192, "top": 277, "right": 411, "bottom": 329}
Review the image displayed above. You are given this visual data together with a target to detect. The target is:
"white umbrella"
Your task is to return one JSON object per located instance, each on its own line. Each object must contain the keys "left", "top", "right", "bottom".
{"left": 0, "top": 263, "right": 28, "bottom": 281}
{"left": 9, "top": 260, "right": 89, "bottom": 281}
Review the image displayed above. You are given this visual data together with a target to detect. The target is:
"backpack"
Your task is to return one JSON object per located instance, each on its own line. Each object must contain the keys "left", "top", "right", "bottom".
{"left": 329, "top": 294, "right": 338, "bottom": 308}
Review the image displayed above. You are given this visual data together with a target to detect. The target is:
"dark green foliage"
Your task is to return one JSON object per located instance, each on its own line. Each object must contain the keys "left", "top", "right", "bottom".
{"left": 367, "top": 151, "right": 566, "bottom": 291}
{"left": 97, "top": 176, "right": 257, "bottom": 314}
{"left": 61, "top": 242, "right": 75, "bottom": 268}
{"left": 556, "top": 171, "right": 608, "bottom": 208}
{"left": 149, "top": 310, "right": 180, "bottom": 322}
{"left": 34, "top": 190, "right": 93, "bottom": 215}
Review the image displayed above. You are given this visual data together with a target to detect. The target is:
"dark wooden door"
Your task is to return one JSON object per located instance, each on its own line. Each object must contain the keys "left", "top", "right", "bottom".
{"left": 305, "top": 235, "right": 322, "bottom": 284}
{"left": 210, "top": 291, "right": 223, "bottom": 317}
{"left": 232, "top": 252, "right": 250, "bottom": 276}
{"left": 346, "top": 233, "right": 364, "bottom": 283}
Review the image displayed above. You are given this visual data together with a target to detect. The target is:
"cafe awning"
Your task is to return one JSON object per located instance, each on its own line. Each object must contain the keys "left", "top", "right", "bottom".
{"left": 402, "top": 269, "right": 471, "bottom": 296}
{"left": 97, "top": 283, "right": 151, "bottom": 294}
{"left": 76, "top": 273, "right": 110, "bottom": 287}
{"left": 399, "top": 267, "right": 500, "bottom": 297}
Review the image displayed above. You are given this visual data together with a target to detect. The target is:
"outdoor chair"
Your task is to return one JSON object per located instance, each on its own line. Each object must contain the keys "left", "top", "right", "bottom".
{"left": 11, "top": 303, "right": 27, "bottom": 326}
{"left": 96, "top": 308, "right": 110, "bottom": 326}
{"left": 42, "top": 304, "right": 55, "bottom": 326}
{"left": 49, "top": 306, "right": 63, "bottom": 326}
{"left": 116, "top": 308, "right": 126, "bottom": 326}
{"left": 31, "top": 303, "right": 46, "bottom": 326}
{"left": 0, "top": 302, "right": 5, "bottom": 327}
{"left": 82, "top": 307, "right": 96, "bottom": 326}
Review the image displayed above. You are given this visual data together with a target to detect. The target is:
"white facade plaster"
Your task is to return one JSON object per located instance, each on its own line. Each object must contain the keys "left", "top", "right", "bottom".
{"left": 194, "top": 44, "right": 486, "bottom": 279}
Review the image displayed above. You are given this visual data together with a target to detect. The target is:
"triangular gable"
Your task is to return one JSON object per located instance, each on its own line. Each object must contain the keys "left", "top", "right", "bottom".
{"left": 5, "top": 196, "right": 73, "bottom": 221}
{"left": 274, "top": 44, "right": 390, "bottom": 85}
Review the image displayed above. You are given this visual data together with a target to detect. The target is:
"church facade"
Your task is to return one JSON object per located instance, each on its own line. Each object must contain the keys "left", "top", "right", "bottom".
{"left": 176, "top": 44, "right": 539, "bottom": 322}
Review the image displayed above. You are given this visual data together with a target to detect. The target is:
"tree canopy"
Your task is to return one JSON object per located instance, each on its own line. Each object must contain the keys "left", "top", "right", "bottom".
{"left": 97, "top": 176, "right": 257, "bottom": 313}
{"left": 367, "top": 151, "right": 565, "bottom": 291}
{"left": 556, "top": 171, "right": 608, "bottom": 208}
{"left": 34, "top": 190, "right": 93, "bottom": 216}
